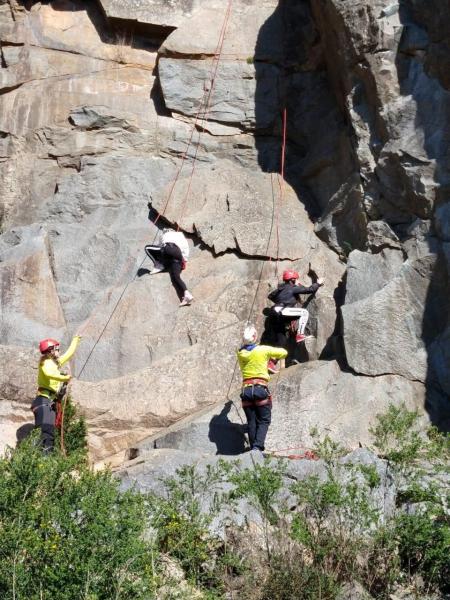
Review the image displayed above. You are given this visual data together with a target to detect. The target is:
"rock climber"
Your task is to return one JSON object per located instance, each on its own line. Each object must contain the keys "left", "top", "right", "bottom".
{"left": 266, "top": 269, "right": 323, "bottom": 372}
{"left": 145, "top": 228, "right": 193, "bottom": 307}
{"left": 31, "top": 336, "right": 81, "bottom": 452}
{"left": 237, "top": 325, "right": 287, "bottom": 454}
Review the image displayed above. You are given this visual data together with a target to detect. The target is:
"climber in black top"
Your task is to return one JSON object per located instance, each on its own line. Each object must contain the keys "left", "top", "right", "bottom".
{"left": 268, "top": 269, "right": 324, "bottom": 351}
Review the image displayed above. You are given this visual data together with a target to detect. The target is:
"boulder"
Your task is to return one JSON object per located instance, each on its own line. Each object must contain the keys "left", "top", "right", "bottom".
{"left": 0, "top": 344, "right": 37, "bottom": 456}
{"left": 98, "top": 0, "right": 207, "bottom": 30}
{"left": 160, "top": 1, "right": 280, "bottom": 61}
{"left": 345, "top": 248, "right": 404, "bottom": 304}
{"left": 0, "top": 225, "right": 66, "bottom": 346}
{"left": 342, "top": 251, "right": 445, "bottom": 381}
{"left": 117, "top": 445, "right": 396, "bottom": 536}
{"left": 150, "top": 158, "right": 345, "bottom": 266}
{"left": 366, "top": 220, "right": 402, "bottom": 252}
{"left": 337, "top": 581, "right": 374, "bottom": 600}
{"left": 68, "top": 106, "right": 139, "bottom": 131}
{"left": 158, "top": 57, "right": 280, "bottom": 129}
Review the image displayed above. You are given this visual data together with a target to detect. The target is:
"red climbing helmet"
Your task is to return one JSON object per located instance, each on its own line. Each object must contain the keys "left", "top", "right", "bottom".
{"left": 282, "top": 269, "right": 299, "bottom": 282}
{"left": 39, "top": 338, "right": 59, "bottom": 354}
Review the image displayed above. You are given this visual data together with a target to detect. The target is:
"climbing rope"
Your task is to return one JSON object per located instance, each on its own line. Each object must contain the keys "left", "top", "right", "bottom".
{"left": 176, "top": 0, "right": 234, "bottom": 229}
{"left": 161, "top": 0, "right": 233, "bottom": 229}
{"left": 73, "top": 0, "right": 234, "bottom": 380}
{"left": 224, "top": 107, "right": 289, "bottom": 451}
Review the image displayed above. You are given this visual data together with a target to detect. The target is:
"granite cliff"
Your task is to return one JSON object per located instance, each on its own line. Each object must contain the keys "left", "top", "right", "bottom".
{"left": 0, "top": 0, "right": 449, "bottom": 463}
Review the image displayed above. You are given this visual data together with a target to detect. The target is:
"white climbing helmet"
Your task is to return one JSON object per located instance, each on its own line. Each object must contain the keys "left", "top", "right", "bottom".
{"left": 243, "top": 325, "right": 257, "bottom": 344}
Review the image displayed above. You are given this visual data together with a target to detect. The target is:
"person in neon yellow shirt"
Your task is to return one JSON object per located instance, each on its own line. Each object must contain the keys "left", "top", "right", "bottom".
{"left": 32, "top": 336, "right": 81, "bottom": 452}
{"left": 236, "top": 325, "right": 287, "bottom": 453}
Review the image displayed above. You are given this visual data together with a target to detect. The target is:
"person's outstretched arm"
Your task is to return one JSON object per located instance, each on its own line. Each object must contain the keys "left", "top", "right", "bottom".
{"left": 58, "top": 335, "right": 81, "bottom": 366}
{"left": 266, "top": 346, "right": 288, "bottom": 361}
{"left": 292, "top": 282, "right": 321, "bottom": 295}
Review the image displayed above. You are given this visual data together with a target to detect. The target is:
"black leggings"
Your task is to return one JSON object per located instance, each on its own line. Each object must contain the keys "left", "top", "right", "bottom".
{"left": 270, "top": 311, "right": 291, "bottom": 348}
{"left": 31, "top": 395, "right": 55, "bottom": 452}
{"left": 146, "top": 243, "right": 187, "bottom": 299}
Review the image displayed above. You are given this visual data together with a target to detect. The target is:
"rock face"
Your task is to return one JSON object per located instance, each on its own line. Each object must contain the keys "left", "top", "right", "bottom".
{"left": 117, "top": 446, "right": 397, "bottom": 538}
{"left": 135, "top": 360, "right": 429, "bottom": 458}
{"left": 0, "top": 0, "right": 449, "bottom": 461}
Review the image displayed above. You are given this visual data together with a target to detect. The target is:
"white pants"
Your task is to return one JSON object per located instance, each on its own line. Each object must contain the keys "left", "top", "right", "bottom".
{"left": 274, "top": 306, "right": 309, "bottom": 335}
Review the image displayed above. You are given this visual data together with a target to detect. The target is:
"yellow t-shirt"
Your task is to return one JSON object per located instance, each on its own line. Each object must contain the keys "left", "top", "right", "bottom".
{"left": 237, "top": 344, "right": 287, "bottom": 382}
{"left": 37, "top": 336, "right": 80, "bottom": 397}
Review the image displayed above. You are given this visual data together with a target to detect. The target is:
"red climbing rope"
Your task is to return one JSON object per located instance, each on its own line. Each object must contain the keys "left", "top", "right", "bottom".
{"left": 75, "top": 0, "right": 234, "bottom": 380}
{"left": 226, "top": 106, "right": 291, "bottom": 454}
{"left": 274, "top": 107, "right": 288, "bottom": 278}
{"left": 158, "top": 0, "right": 234, "bottom": 229}
{"left": 268, "top": 446, "right": 319, "bottom": 461}
{"left": 176, "top": 0, "right": 234, "bottom": 230}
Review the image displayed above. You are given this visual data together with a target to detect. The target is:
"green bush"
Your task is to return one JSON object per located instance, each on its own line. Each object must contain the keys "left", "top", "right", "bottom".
{"left": 394, "top": 505, "right": 449, "bottom": 594}
{"left": 260, "top": 553, "right": 339, "bottom": 600}
{"left": 54, "top": 395, "right": 88, "bottom": 457}
{"left": 1, "top": 403, "right": 448, "bottom": 600}
{"left": 149, "top": 461, "right": 243, "bottom": 595}
{"left": 0, "top": 437, "right": 156, "bottom": 600}
{"left": 370, "top": 403, "right": 450, "bottom": 595}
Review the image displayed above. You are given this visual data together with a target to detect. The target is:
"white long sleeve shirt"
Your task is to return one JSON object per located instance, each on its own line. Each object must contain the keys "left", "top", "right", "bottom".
{"left": 161, "top": 230, "right": 190, "bottom": 261}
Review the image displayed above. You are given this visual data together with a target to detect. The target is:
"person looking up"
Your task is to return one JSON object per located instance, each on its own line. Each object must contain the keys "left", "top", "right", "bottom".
{"left": 236, "top": 325, "right": 287, "bottom": 454}
{"left": 32, "top": 336, "right": 81, "bottom": 452}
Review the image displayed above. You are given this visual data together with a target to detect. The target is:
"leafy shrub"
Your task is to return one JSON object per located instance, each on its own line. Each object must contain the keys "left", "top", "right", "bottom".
{"left": 0, "top": 436, "right": 156, "bottom": 600}
{"left": 370, "top": 403, "right": 450, "bottom": 595}
{"left": 394, "top": 505, "right": 449, "bottom": 594}
{"left": 260, "top": 553, "right": 339, "bottom": 600}
{"left": 54, "top": 394, "right": 88, "bottom": 457}
{"left": 149, "top": 461, "right": 243, "bottom": 595}
{"left": 229, "top": 458, "right": 285, "bottom": 526}
{"left": 1, "top": 403, "right": 448, "bottom": 600}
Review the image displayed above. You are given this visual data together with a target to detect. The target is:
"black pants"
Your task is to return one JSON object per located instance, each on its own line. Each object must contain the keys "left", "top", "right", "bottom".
{"left": 145, "top": 242, "right": 187, "bottom": 299}
{"left": 144, "top": 245, "right": 164, "bottom": 270}
{"left": 161, "top": 243, "right": 187, "bottom": 299}
{"left": 32, "top": 395, "right": 55, "bottom": 452}
{"left": 271, "top": 311, "right": 292, "bottom": 348}
{"left": 241, "top": 386, "right": 272, "bottom": 451}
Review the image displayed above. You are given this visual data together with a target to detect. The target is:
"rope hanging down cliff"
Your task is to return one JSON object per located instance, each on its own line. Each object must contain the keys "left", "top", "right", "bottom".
{"left": 74, "top": 0, "right": 235, "bottom": 380}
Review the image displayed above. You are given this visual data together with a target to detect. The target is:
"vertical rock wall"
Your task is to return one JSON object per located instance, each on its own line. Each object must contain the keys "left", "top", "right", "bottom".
{"left": 0, "top": 0, "right": 448, "bottom": 460}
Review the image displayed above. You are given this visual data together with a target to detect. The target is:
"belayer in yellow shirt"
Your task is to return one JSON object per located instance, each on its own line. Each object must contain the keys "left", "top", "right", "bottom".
{"left": 31, "top": 336, "right": 81, "bottom": 452}
{"left": 236, "top": 325, "right": 287, "bottom": 454}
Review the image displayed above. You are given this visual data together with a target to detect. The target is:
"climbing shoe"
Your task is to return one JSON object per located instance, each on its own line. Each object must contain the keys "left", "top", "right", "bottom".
{"left": 296, "top": 334, "right": 313, "bottom": 343}
{"left": 268, "top": 359, "right": 279, "bottom": 374}
{"left": 179, "top": 291, "right": 193, "bottom": 307}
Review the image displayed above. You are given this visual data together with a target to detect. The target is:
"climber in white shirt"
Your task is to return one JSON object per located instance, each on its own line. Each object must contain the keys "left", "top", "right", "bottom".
{"left": 145, "top": 228, "right": 193, "bottom": 307}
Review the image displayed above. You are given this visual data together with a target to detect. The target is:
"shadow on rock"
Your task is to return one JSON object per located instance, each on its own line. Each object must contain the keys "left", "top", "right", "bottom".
{"left": 253, "top": 0, "right": 363, "bottom": 246}
{"left": 16, "top": 423, "right": 35, "bottom": 446}
{"left": 396, "top": 2, "right": 450, "bottom": 431}
{"left": 208, "top": 401, "right": 247, "bottom": 455}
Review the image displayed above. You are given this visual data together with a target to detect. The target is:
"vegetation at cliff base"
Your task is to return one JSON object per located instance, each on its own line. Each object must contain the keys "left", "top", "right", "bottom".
{"left": 0, "top": 404, "right": 448, "bottom": 599}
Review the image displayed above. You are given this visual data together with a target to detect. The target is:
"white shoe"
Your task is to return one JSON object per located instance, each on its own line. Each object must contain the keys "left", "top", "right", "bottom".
{"left": 149, "top": 267, "right": 164, "bottom": 275}
{"left": 179, "top": 292, "right": 193, "bottom": 307}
